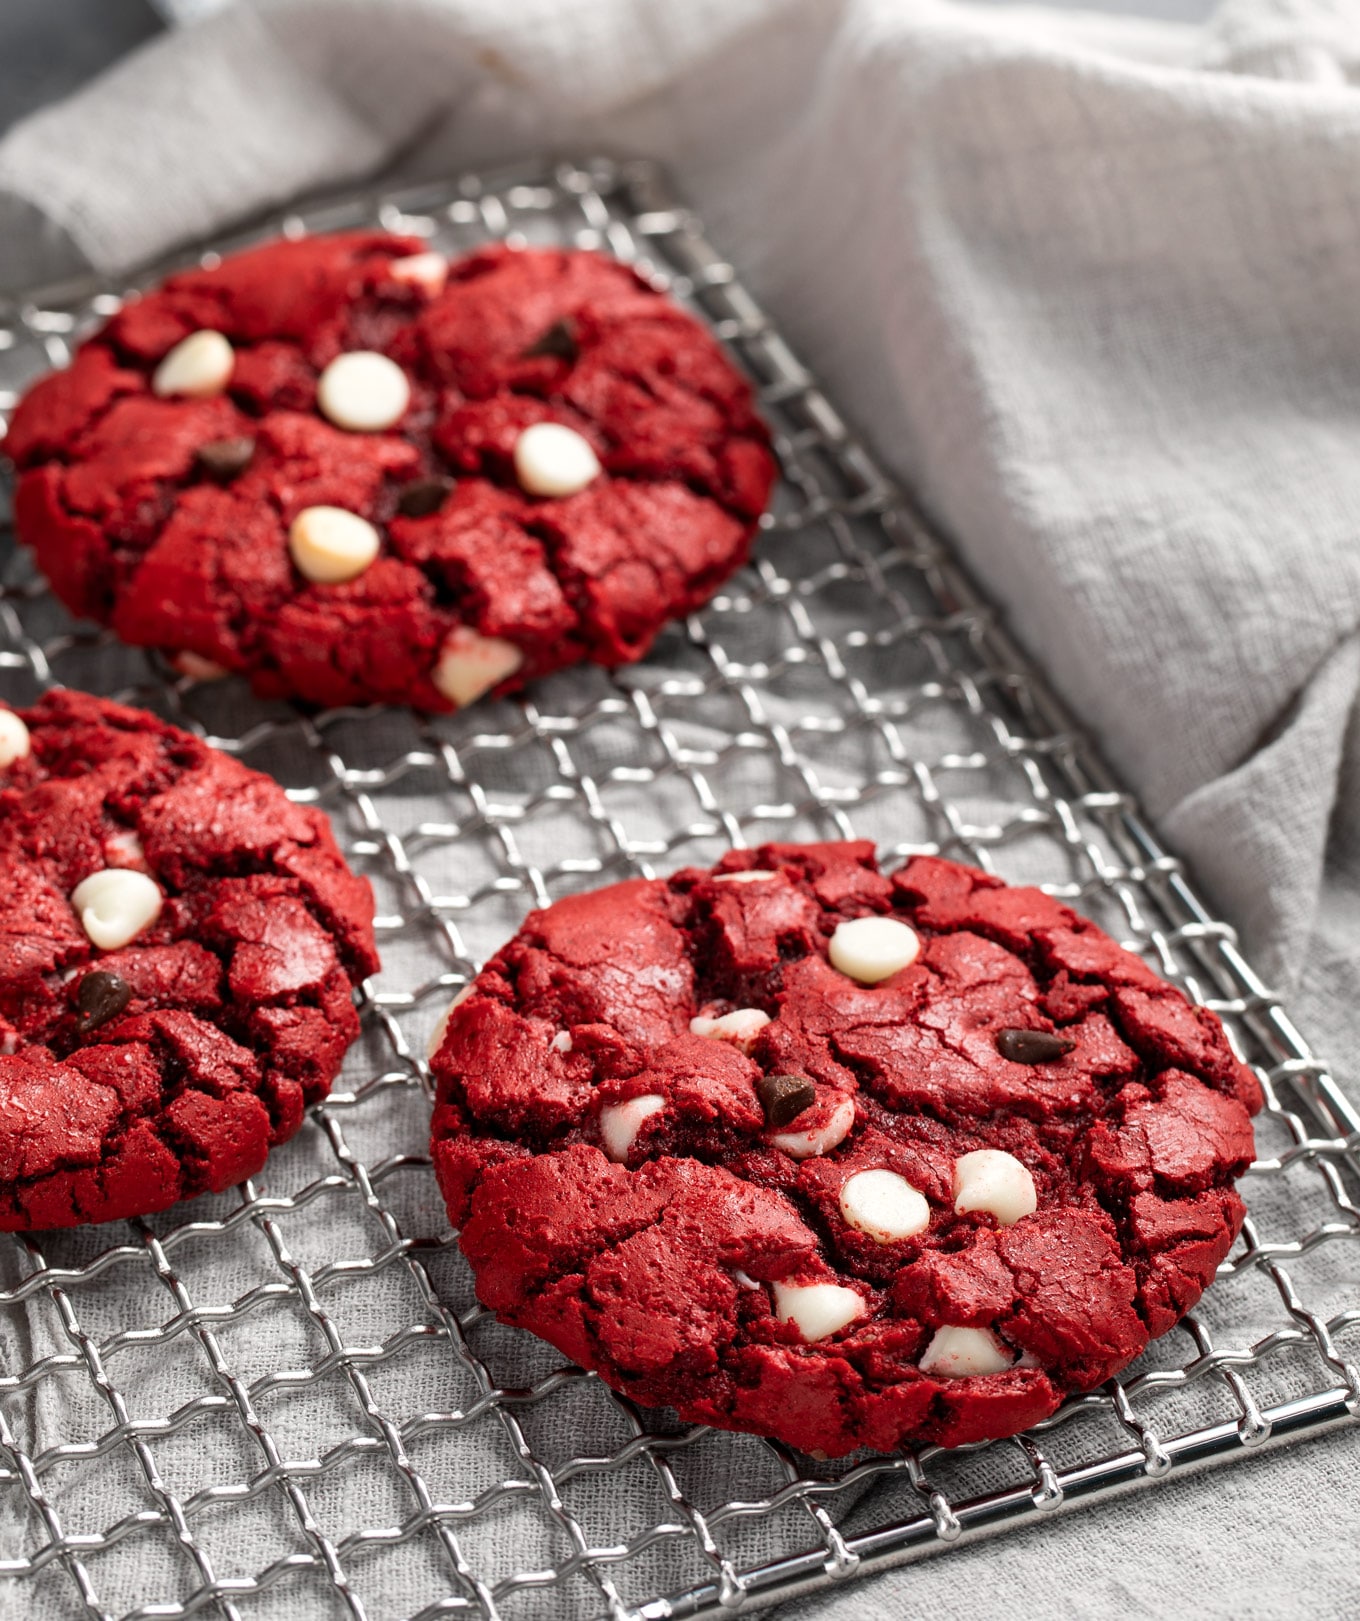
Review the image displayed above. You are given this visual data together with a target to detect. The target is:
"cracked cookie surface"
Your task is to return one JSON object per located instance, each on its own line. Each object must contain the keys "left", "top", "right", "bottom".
{"left": 430, "top": 841, "right": 1261, "bottom": 1456}
{"left": 0, "top": 690, "right": 378, "bottom": 1228}
{"left": 7, "top": 235, "right": 776, "bottom": 710}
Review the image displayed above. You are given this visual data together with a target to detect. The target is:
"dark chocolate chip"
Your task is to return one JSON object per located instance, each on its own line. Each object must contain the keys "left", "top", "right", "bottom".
{"left": 396, "top": 476, "right": 454, "bottom": 518}
{"left": 756, "top": 1073, "right": 817, "bottom": 1129}
{"left": 195, "top": 436, "right": 255, "bottom": 480}
{"left": 74, "top": 970, "right": 132, "bottom": 1034}
{"left": 996, "top": 1028, "right": 1075, "bottom": 1064}
{"left": 521, "top": 318, "right": 579, "bottom": 364}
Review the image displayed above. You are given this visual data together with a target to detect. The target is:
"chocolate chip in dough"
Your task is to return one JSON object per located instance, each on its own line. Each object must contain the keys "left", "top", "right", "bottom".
{"left": 996, "top": 1028, "right": 1075, "bottom": 1064}
{"left": 196, "top": 436, "right": 255, "bottom": 480}
{"left": 756, "top": 1073, "right": 818, "bottom": 1129}
{"left": 522, "top": 318, "right": 580, "bottom": 363}
{"left": 396, "top": 477, "right": 454, "bottom": 518}
{"left": 75, "top": 970, "right": 133, "bottom": 1034}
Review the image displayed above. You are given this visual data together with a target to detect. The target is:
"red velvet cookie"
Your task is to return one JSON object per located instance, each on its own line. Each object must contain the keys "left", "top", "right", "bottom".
{"left": 0, "top": 690, "right": 378, "bottom": 1228}
{"left": 6, "top": 234, "right": 776, "bottom": 710}
{"left": 430, "top": 841, "right": 1261, "bottom": 1456}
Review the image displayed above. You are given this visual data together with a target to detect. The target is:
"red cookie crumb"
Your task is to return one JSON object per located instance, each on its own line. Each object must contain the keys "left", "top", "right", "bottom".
{"left": 7, "top": 235, "right": 776, "bottom": 710}
{"left": 0, "top": 690, "right": 378, "bottom": 1228}
{"left": 430, "top": 841, "right": 1260, "bottom": 1456}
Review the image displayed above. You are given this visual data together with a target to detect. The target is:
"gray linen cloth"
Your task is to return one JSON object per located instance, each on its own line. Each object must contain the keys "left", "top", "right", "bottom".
{"left": 0, "top": 0, "right": 1358, "bottom": 1615}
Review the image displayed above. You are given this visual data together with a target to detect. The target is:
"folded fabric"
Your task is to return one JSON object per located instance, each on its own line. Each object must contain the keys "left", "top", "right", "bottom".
{"left": 0, "top": 2, "right": 1357, "bottom": 1615}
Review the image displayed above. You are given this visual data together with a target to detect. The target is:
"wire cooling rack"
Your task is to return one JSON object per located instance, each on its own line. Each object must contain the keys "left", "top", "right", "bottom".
{"left": 0, "top": 158, "right": 1357, "bottom": 1621}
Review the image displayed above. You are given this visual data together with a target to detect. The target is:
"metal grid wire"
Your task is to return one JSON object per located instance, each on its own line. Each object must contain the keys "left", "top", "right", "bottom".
{"left": 0, "top": 157, "right": 1356, "bottom": 1621}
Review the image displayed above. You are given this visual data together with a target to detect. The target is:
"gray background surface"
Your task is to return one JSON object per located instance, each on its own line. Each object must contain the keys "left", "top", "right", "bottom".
{"left": 0, "top": 1, "right": 160, "bottom": 136}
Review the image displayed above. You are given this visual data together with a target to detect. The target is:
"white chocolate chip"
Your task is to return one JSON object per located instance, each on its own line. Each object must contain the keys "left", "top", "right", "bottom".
{"left": 316, "top": 351, "right": 411, "bottom": 432}
{"left": 288, "top": 506, "right": 381, "bottom": 585}
{"left": 551, "top": 1030, "right": 573, "bottom": 1054}
{"left": 391, "top": 252, "right": 448, "bottom": 293}
{"left": 770, "top": 1094, "right": 855, "bottom": 1160}
{"left": 0, "top": 711, "right": 30, "bottom": 768}
{"left": 172, "top": 651, "right": 230, "bottom": 682}
{"left": 952, "top": 1150, "right": 1037, "bottom": 1227}
{"left": 828, "top": 915, "right": 921, "bottom": 984}
{"left": 599, "top": 1094, "right": 664, "bottom": 1163}
{"left": 104, "top": 830, "right": 146, "bottom": 869}
{"left": 839, "top": 1169, "right": 931, "bottom": 1243}
{"left": 431, "top": 626, "right": 524, "bottom": 708}
{"left": 71, "top": 869, "right": 163, "bottom": 951}
{"left": 427, "top": 984, "right": 473, "bottom": 1059}
{"left": 712, "top": 870, "right": 777, "bottom": 884}
{"left": 919, "top": 1325, "right": 1014, "bottom": 1378}
{"left": 772, "top": 1281, "right": 866, "bottom": 1342}
{"left": 513, "top": 422, "right": 601, "bottom": 497}
{"left": 689, "top": 1007, "right": 770, "bottom": 1053}
{"left": 152, "top": 330, "right": 234, "bottom": 399}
